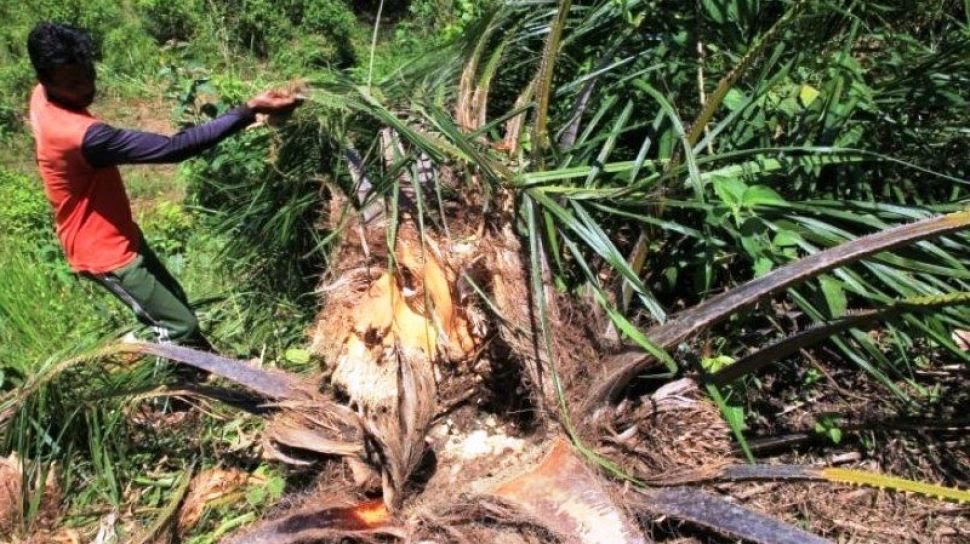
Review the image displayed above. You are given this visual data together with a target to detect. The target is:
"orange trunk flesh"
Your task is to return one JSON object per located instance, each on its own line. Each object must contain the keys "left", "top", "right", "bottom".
{"left": 332, "top": 234, "right": 477, "bottom": 364}
{"left": 351, "top": 499, "right": 392, "bottom": 527}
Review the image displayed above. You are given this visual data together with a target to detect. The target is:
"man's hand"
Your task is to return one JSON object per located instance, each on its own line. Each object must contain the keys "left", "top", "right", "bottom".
{"left": 246, "top": 89, "right": 303, "bottom": 114}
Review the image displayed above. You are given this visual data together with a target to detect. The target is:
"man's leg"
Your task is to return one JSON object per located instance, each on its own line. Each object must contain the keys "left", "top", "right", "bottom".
{"left": 135, "top": 243, "right": 214, "bottom": 351}
{"left": 85, "top": 250, "right": 211, "bottom": 350}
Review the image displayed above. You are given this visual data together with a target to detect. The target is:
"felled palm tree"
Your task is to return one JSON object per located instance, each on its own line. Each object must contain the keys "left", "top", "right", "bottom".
{"left": 7, "top": 1, "right": 970, "bottom": 542}
{"left": 116, "top": 202, "right": 970, "bottom": 542}
{"left": 103, "top": 3, "right": 970, "bottom": 541}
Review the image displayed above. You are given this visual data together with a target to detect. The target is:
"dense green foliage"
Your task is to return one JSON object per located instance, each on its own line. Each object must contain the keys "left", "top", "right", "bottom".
{"left": 184, "top": 108, "right": 336, "bottom": 352}
{"left": 305, "top": 0, "right": 970, "bottom": 447}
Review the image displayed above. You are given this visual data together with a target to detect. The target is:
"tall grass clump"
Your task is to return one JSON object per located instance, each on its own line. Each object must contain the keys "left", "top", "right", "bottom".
{"left": 0, "top": 167, "right": 174, "bottom": 522}
{"left": 181, "top": 101, "right": 347, "bottom": 352}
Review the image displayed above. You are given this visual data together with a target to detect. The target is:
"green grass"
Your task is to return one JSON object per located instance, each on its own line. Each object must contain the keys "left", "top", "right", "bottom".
{"left": 0, "top": 161, "right": 293, "bottom": 534}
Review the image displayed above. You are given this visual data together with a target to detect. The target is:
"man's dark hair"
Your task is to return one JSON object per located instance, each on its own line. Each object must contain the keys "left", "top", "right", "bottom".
{"left": 27, "top": 22, "right": 95, "bottom": 83}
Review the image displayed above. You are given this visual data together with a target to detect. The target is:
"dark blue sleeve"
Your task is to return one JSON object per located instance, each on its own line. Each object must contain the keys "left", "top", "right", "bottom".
{"left": 81, "top": 106, "right": 256, "bottom": 167}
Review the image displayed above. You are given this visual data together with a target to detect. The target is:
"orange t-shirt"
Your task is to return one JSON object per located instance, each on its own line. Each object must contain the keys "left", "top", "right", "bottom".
{"left": 28, "top": 84, "right": 138, "bottom": 274}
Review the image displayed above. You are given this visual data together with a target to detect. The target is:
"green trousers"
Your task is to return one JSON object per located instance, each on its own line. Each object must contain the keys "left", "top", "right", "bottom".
{"left": 84, "top": 241, "right": 211, "bottom": 350}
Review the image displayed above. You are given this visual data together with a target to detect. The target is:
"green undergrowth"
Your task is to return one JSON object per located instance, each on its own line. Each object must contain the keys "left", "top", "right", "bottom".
{"left": 0, "top": 0, "right": 473, "bottom": 140}
{"left": 0, "top": 167, "right": 128, "bottom": 526}
{"left": 0, "top": 0, "right": 358, "bottom": 140}
{"left": 0, "top": 165, "right": 296, "bottom": 536}
{"left": 0, "top": 1, "right": 474, "bottom": 535}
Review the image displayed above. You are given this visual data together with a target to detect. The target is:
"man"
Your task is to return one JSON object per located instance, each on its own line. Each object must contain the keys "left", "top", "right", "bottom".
{"left": 26, "top": 22, "right": 301, "bottom": 351}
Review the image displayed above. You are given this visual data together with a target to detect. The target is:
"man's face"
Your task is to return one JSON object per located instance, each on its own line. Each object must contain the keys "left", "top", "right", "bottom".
{"left": 43, "top": 63, "right": 96, "bottom": 109}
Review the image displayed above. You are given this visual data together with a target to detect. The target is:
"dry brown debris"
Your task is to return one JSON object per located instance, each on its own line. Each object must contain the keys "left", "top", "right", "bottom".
{"left": 0, "top": 454, "right": 71, "bottom": 544}
{"left": 409, "top": 497, "right": 564, "bottom": 544}
{"left": 0, "top": 453, "right": 23, "bottom": 537}
{"left": 591, "top": 379, "right": 735, "bottom": 483}
{"left": 178, "top": 467, "right": 266, "bottom": 534}
{"left": 729, "top": 481, "right": 970, "bottom": 543}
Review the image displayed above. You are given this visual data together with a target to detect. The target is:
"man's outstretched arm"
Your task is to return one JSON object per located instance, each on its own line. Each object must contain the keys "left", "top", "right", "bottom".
{"left": 81, "top": 90, "right": 301, "bottom": 168}
{"left": 81, "top": 106, "right": 256, "bottom": 167}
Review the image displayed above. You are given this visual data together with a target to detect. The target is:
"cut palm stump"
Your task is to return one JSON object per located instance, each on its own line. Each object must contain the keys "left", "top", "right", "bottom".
{"left": 310, "top": 222, "right": 481, "bottom": 509}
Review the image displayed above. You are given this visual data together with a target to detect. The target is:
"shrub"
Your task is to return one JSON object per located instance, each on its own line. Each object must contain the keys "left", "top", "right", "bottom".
{"left": 12, "top": 0, "right": 127, "bottom": 55}
{"left": 0, "top": 168, "right": 54, "bottom": 242}
{"left": 198, "top": 0, "right": 360, "bottom": 67}
{"left": 135, "top": 0, "right": 202, "bottom": 44}
{"left": 302, "top": 0, "right": 359, "bottom": 66}
{"left": 100, "top": 22, "right": 161, "bottom": 80}
{"left": 210, "top": 0, "right": 294, "bottom": 57}
{"left": 0, "top": 60, "right": 33, "bottom": 139}
{"left": 138, "top": 200, "right": 194, "bottom": 257}
{"left": 0, "top": 1, "right": 165, "bottom": 136}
